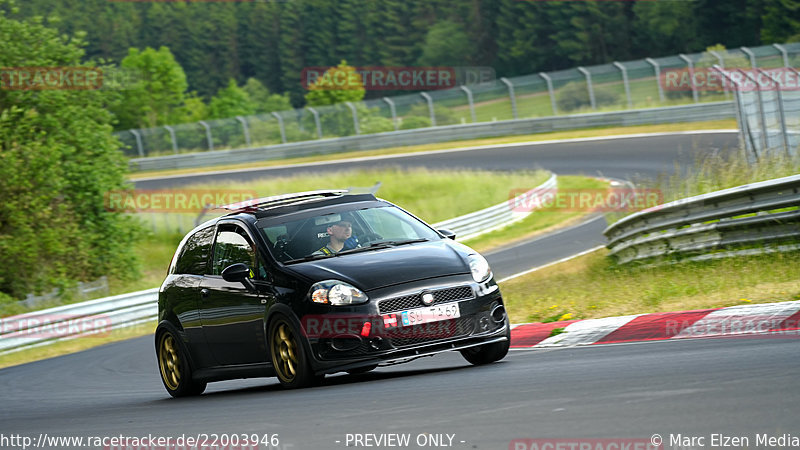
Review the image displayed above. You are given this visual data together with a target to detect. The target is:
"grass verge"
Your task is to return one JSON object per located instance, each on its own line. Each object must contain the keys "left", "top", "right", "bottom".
{"left": 500, "top": 248, "right": 800, "bottom": 324}
{"left": 463, "top": 175, "right": 608, "bottom": 254}
{"left": 129, "top": 120, "right": 736, "bottom": 180}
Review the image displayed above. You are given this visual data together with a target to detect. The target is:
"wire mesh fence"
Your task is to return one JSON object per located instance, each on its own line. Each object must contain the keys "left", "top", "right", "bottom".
{"left": 115, "top": 44, "right": 800, "bottom": 158}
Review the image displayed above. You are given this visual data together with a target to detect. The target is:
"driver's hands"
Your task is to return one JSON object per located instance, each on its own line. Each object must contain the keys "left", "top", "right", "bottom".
{"left": 342, "top": 236, "right": 360, "bottom": 250}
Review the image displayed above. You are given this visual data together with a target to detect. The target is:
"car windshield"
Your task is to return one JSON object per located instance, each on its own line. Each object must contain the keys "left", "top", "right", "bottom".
{"left": 260, "top": 205, "right": 442, "bottom": 264}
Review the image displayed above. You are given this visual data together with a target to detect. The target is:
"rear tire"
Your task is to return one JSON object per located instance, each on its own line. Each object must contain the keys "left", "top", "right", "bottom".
{"left": 157, "top": 330, "right": 206, "bottom": 397}
{"left": 269, "top": 315, "right": 317, "bottom": 389}
{"left": 460, "top": 322, "right": 510, "bottom": 365}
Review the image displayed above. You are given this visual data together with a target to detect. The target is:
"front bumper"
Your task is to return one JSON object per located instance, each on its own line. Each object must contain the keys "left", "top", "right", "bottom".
{"left": 302, "top": 275, "right": 506, "bottom": 375}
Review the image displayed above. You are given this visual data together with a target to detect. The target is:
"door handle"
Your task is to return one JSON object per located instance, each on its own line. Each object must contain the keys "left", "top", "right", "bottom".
{"left": 200, "top": 288, "right": 209, "bottom": 298}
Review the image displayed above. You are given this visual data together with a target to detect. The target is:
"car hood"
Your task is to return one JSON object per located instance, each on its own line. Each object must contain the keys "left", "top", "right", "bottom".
{"left": 285, "top": 240, "right": 471, "bottom": 291}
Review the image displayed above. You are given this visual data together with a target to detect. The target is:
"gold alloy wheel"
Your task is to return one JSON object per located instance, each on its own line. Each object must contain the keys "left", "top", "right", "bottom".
{"left": 272, "top": 321, "right": 298, "bottom": 382}
{"left": 158, "top": 333, "right": 181, "bottom": 391}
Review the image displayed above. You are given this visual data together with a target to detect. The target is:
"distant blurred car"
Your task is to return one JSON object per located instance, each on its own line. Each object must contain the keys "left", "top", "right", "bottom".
{"left": 156, "top": 190, "right": 509, "bottom": 397}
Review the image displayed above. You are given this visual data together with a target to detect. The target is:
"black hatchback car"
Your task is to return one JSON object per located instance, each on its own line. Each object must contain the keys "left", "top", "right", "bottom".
{"left": 156, "top": 190, "right": 509, "bottom": 397}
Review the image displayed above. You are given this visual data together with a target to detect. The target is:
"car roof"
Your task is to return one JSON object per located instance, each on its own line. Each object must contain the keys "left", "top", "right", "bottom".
{"left": 220, "top": 190, "right": 381, "bottom": 218}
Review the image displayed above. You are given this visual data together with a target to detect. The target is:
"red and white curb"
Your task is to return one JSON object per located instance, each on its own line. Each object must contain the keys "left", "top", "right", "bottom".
{"left": 510, "top": 300, "right": 800, "bottom": 348}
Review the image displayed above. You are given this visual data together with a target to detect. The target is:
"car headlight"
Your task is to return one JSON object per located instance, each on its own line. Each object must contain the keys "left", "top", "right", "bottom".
{"left": 309, "top": 280, "right": 368, "bottom": 306}
{"left": 468, "top": 253, "right": 492, "bottom": 282}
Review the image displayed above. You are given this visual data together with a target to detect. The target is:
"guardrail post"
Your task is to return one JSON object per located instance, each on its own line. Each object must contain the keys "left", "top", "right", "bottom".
{"left": 500, "top": 77, "right": 518, "bottom": 119}
{"left": 271, "top": 112, "right": 287, "bottom": 143}
{"left": 645, "top": 58, "right": 665, "bottom": 103}
{"left": 739, "top": 69, "right": 769, "bottom": 155}
{"left": 198, "top": 121, "right": 214, "bottom": 151}
{"left": 773, "top": 43, "right": 790, "bottom": 68}
{"left": 712, "top": 65, "right": 751, "bottom": 159}
{"left": 382, "top": 98, "right": 399, "bottom": 130}
{"left": 678, "top": 54, "right": 699, "bottom": 103}
{"left": 539, "top": 72, "right": 558, "bottom": 115}
{"left": 460, "top": 86, "right": 477, "bottom": 123}
{"left": 345, "top": 102, "right": 360, "bottom": 135}
{"left": 577, "top": 67, "right": 596, "bottom": 110}
{"left": 759, "top": 69, "right": 791, "bottom": 157}
{"left": 708, "top": 50, "right": 731, "bottom": 99}
{"left": 420, "top": 92, "right": 436, "bottom": 126}
{"left": 129, "top": 129, "right": 144, "bottom": 157}
{"left": 740, "top": 46, "right": 757, "bottom": 69}
{"left": 163, "top": 125, "right": 178, "bottom": 154}
{"left": 235, "top": 116, "right": 251, "bottom": 146}
{"left": 306, "top": 107, "right": 323, "bottom": 138}
{"left": 613, "top": 62, "right": 633, "bottom": 108}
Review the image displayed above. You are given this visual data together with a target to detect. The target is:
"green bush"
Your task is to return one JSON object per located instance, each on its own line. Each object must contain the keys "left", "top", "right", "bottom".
{"left": 406, "top": 103, "right": 458, "bottom": 125}
{"left": 359, "top": 115, "right": 396, "bottom": 134}
{"left": 399, "top": 116, "right": 432, "bottom": 130}
{"left": 556, "top": 81, "right": 621, "bottom": 112}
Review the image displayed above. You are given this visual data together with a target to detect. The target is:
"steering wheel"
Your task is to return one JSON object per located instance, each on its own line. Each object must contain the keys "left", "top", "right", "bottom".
{"left": 358, "top": 232, "right": 383, "bottom": 244}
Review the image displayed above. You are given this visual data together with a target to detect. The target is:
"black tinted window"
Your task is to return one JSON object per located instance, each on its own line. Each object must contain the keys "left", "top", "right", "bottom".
{"left": 175, "top": 226, "right": 214, "bottom": 275}
{"left": 211, "top": 229, "right": 256, "bottom": 276}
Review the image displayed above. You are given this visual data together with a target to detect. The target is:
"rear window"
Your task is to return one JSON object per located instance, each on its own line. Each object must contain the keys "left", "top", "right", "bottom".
{"left": 174, "top": 226, "right": 215, "bottom": 275}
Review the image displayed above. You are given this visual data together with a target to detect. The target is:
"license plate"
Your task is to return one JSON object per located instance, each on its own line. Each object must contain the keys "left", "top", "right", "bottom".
{"left": 400, "top": 302, "right": 461, "bottom": 327}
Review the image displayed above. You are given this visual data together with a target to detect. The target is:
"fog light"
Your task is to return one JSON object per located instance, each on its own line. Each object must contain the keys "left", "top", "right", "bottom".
{"left": 479, "top": 316, "right": 490, "bottom": 331}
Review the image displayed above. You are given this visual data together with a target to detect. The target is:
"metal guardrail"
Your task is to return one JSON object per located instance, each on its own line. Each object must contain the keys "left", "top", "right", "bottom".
{"left": 130, "top": 102, "right": 735, "bottom": 172}
{"left": 434, "top": 173, "right": 557, "bottom": 240}
{"left": 604, "top": 174, "right": 800, "bottom": 265}
{"left": 0, "top": 289, "right": 158, "bottom": 355}
{"left": 0, "top": 175, "right": 557, "bottom": 354}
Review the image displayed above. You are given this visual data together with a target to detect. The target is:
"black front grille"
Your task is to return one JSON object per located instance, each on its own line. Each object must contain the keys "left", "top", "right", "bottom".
{"left": 378, "top": 285, "right": 474, "bottom": 314}
{"left": 387, "top": 317, "right": 475, "bottom": 347}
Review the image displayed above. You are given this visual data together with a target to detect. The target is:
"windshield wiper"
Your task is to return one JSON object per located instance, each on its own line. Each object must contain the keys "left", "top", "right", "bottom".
{"left": 283, "top": 253, "right": 335, "bottom": 264}
{"left": 336, "top": 242, "right": 392, "bottom": 255}
{"left": 379, "top": 238, "right": 429, "bottom": 246}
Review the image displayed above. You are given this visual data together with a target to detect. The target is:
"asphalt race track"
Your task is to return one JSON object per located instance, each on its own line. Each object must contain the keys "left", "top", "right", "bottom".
{"left": 1, "top": 337, "right": 797, "bottom": 449}
{"left": 6, "top": 131, "right": 795, "bottom": 450}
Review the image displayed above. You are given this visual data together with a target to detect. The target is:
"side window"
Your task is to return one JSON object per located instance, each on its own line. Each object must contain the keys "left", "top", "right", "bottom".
{"left": 211, "top": 228, "right": 257, "bottom": 276}
{"left": 175, "top": 226, "right": 214, "bottom": 275}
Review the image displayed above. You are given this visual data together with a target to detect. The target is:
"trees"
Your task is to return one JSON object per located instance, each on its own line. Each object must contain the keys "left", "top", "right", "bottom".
{"left": 112, "top": 47, "right": 189, "bottom": 130}
{"left": 0, "top": 0, "right": 141, "bottom": 301}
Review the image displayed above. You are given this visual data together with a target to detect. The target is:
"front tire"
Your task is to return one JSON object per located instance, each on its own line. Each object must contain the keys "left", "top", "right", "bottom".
{"left": 460, "top": 322, "right": 510, "bottom": 365}
{"left": 269, "top": 315, "right": 317, "bottom": 389}
{"left": 157, "top": 330, "right": 206, "bottom": 397}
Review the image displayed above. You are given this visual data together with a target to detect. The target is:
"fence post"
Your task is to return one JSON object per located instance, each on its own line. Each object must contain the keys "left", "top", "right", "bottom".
{"left": 307, "top": 107, "right": 322, "bottom": 138}
{"left": 613, "top": 62, "right": 633, "bottom": 108}
{"left": 740, "top": 46, "right": 757, "bottom": 69}
{"left": 235, "top": 116, "right": 251, "bottom": 146}
{"left": 678, "top": 54, "right": 699, "bottom": 103}
{"left": 577, "top": 67, "right": 596, "bottom": 110}
{"left": 708, "top": 50, "right": 731, "bottom": 99}
{"left": 758, "top": 68, "right": 791, "bottom": 157}
{"left": 500, "top": 77, "right": 518, "bottom": 119}
{"left": 163, "top": 125, "right": 178, "bottom": 154}
{"left": 420, "top": 92, "right": 436, "bottom": 126}
{"left": 382, "top": 98, "right": 398, "bottom": 131}
{"left": 345, "top": 102, "right": 360, "bottom": 135}
{"left": 645, "top": 58, "right": 665, "bottom": 103}
{"left": 713, "top": 65, "right": 751, "bottom": 160}
{"left": 271, "top": 112, "right": 287, "bottom": 143}
{"left": 198, "top": 121, "right": 214, "bottom": 151}
{"left": 129, "top": 129, "right": 144, "bottom": 157}
{"left": 773, "top": 43, "right": 790, "bottom": 68}
{"left": 739, "top": 69, "right": 769, "bottom": 155}
{"left": 539, "top": 72, "right": 558, "bottom": 115}
{"left": 460, "top": 86, "right": 477, "bottom": 123}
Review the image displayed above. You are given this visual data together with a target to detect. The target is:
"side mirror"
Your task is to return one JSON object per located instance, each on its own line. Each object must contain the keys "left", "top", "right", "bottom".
{"left": 222, "top": 263, "right": 255, "bottom": 290}
{"left": 438, "top": 229, "right": 457, "bottom": 240}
